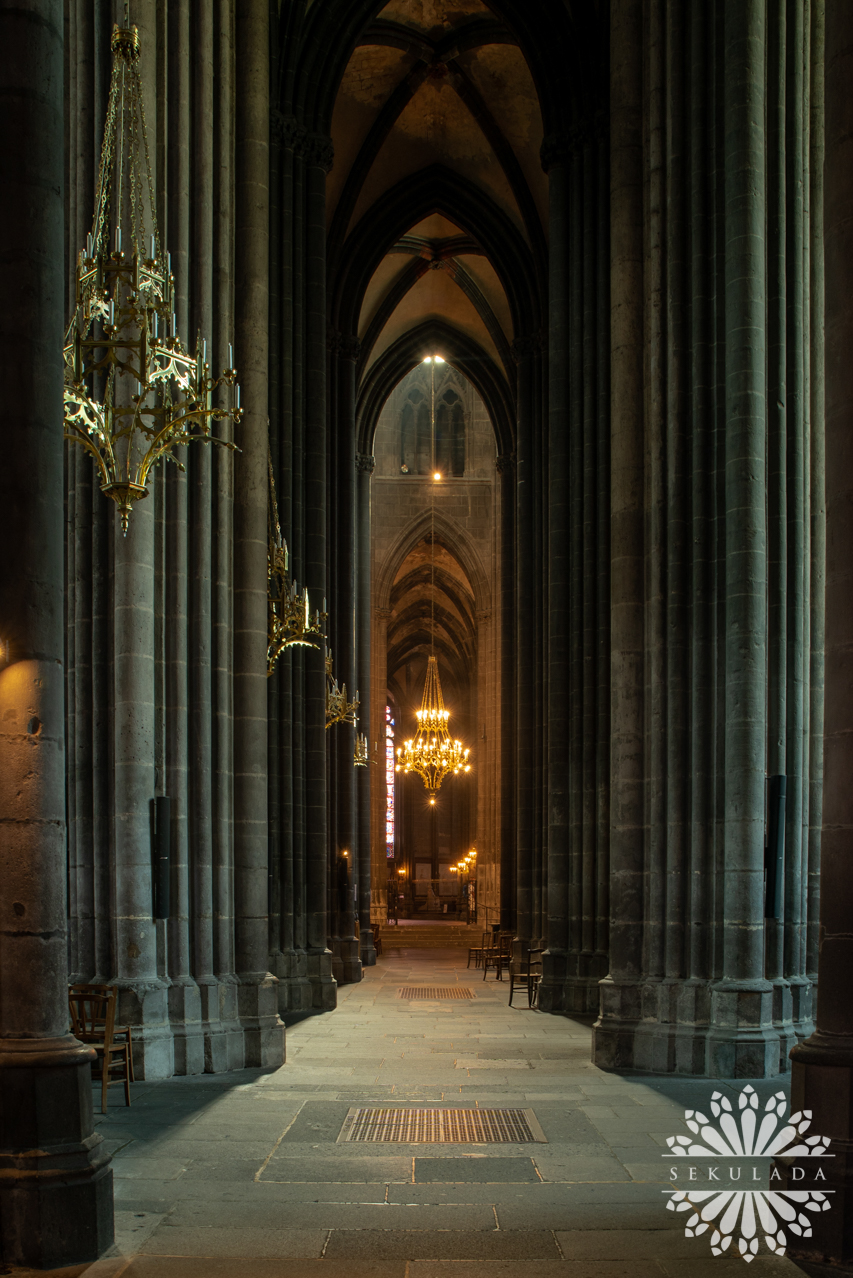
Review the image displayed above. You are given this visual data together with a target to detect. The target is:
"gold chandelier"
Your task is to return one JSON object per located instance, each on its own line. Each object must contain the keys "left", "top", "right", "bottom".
{"left": 395, "top": 356, "right": 471, "bottom": 800}
{"left": 396, "top": 655, "right": 470, "bottom": 799}
{"left": 267, "top": 456, "right": 325, "bottom": 674}
{"left": 325, "top": 651, "right": 359, "bottom": 729}
{"left": 63, "top": 24, "right": 240, "bottom": 534}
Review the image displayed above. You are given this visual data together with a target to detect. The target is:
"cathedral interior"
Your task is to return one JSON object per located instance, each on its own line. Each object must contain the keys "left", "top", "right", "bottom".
{"left": 2, "top": 0, "right": 853, "bottom": 1273}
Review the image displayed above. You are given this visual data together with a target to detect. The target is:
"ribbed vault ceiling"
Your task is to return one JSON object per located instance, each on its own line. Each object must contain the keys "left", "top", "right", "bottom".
{"left": 329, "top": 0, "right": 546, "bottom": 390}
{"left": 386, "top": 537, "right": 476, "bottom": 721}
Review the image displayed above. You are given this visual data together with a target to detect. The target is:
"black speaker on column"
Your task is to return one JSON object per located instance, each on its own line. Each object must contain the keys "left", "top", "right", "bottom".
{"left": 153, "top": 795, "right": 171, "bottom": 919}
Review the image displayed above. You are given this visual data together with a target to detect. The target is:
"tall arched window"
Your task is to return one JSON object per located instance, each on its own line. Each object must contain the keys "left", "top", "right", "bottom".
{"left": 436, "top": 388, "right": 465, "bottom": 476}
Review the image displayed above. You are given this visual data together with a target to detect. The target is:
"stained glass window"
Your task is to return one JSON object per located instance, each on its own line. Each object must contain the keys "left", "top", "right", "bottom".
{"left": 385, "top": 705, "right": 395, "bottom": 858}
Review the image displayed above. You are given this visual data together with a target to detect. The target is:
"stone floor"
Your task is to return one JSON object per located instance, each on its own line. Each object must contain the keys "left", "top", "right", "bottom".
{"left": 39, "top": 949, "right": 806, "bottom": 1278}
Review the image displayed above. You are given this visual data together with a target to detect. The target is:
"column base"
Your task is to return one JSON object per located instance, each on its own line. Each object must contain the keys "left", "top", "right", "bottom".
{"left": 194, "top": 978, "right": 234, "bottom": 1074}
{"left": 537, "top": 950, "right": 567, "bottom": 1013}
{"left": 307, "top": 948, "right": 337, "bottom": 1011}
{"left": 563, "top": 952, "right": 608, "bottom": 1015}
{"left": 168, "top": 979, "right": 205, "bottom": 1076}
{"left": 781, "top": 1035, "right": 853, "bottom": 1272}
{"left": 272, "top": 949, "right": 315, "bottom": 1016}
{"left": 593, "top": 976, "right": 787, "bottom": 1076}
{"left": 217, "top": 976, "right": 247, "bottom": 1071}
{"left": 237, "top": 973, "right": 285, "bottom": 1068}
{"left": 338, "top": 935, "right": 363, "bottom": 985}
{"left": 113, "top": 979, "right": 175, "bottom": 1080}
{"left": 0, "top": 1040, "right": 114, "bottom": 1268}
{"left": 707, "top": 979, "right": 783, "bottom": 1077}
{"left": 360, "top": 933, "right": 378, "bottom": 967}
{"left": 330, "top": 937, "right": 344, "bottom": 985}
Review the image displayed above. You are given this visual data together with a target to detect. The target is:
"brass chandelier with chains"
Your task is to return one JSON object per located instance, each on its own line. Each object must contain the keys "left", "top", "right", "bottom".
{"left": 63, "top": 19, "right": 241, "bottom": 534}
{"left": 395, "top": 357, "right": 471, "bottom": 800}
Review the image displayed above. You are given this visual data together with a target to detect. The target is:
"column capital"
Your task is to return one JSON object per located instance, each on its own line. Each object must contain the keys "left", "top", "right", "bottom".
{"left": 328, "top": 328, "right": 361, "bottom": 361}
{"left": 270, "top": 109, "right": 305, "bottom": 151}
{"left": 540, "top": 110, "right": 608, "bottom": 172}
{"left": 270, "top": 111, "right": 334, "bottom": 171}
{"left": 304, "top": 131, "right": 335, "bottom": 172}
{"left": 510, "top": 332, "right": 544, "bottom": 364}
{"left": 495, "top": 451, "right": 517, "bottom": 474}
{"left": 355, "top": 452, "right": 375, "bottom": 474}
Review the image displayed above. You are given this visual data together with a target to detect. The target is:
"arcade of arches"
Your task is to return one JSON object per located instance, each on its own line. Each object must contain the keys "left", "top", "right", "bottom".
{"left": 3, "top": 0, "right": 853, "bottom": 1270}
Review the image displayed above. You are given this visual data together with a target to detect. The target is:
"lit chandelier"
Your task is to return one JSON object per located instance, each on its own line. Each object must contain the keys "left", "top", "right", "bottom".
{"left": 63, "top": 23, "right": 240, "bottom": 534}
{"left": 267, "top": 455, "right": 325, "bottom": 675}
{"left": 395, "top": 355, "right": 471, "bottom": 800}
{"left": 396, "top": 655, "right": 470, "bottom": 799}
{"left": 325, "top": 651, "right": 359, "bottom": 729}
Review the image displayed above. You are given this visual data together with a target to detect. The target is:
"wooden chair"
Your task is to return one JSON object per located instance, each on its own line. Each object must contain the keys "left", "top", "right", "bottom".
{"left": 467, "top": 931, "right": 491, "bottom": 969}
{"left": 69, "top": 984, "right": 133, "bottom": 1113}
{"left": 482, "top": 931, "right": 513, "bottom": 981}
{"left": 508, "top": 947, "right": 544, "bottom": 1008}
{"left": 371, "top": 923, "right": 383, "bottom": 957}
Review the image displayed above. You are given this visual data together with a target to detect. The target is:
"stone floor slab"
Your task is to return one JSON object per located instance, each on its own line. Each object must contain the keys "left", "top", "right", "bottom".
{"left": 414, "top": 1156, "right": 539, "bottom": 1182}
{"left": 86, "top": 949, "right": 795, "bottom": 1275}
{"left": 139, "top": 1226, "right": 329, "bottom": 1258}
{"left": 408, "top": 1265, "right": 667, "bottom": 1278}
{"left": 321, "top": 1229, "right": 563, "bottom": 1260}
{"left": 123, "top": 1259, "right": 406, "bottom": 1277}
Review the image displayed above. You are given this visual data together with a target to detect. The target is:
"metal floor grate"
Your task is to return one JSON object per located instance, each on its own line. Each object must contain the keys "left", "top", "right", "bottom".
{"left": 397, "top": 986, "right": 474, "bottom": 1000}
{"left": 338, "top": 1107, "right": 547, "bottom": 1144}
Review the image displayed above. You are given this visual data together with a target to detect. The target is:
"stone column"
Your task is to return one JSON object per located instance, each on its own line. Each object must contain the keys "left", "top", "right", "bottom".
{"left": 111, "top": 0, "right": 171, "bottom": 1081}
{"left": 541, "top": 139, "right": 571, "bottom": 1014}
{"left": 497, "top": 453, "right": 516, "bottom": 933}
{"left": 189, "top": 0, "right": 219, "bottom": 1068}
{"left": 212, "top": 0, "right": 241, "bottom": 1066}
{"left": 165, "top": 0, "right": 203, "bottom": 1078}
{"left": 707, "top": 0, "right": 776, "bottom": 1077}
{"left": 303, "top": 139, "right": 336, "bottom": 1009}
{"left": 0, "top": 0, "right": 113, "bottom": 1262}
{"left": 334, "top": 336, "right": 362, "bottom": 984}
{"left": 595, "top": 0, "right": 645, "bottom": 1068}
{"left": 356, "top": 453, "right": 377, "bottom": 965}
{"left": 513, "top": 341, "right": 535, "bottom": 948}
{"left": 787, "top": 4, "right": 853, "bottom": 1269}
{"left": 234, "top": 0, "right": 283, "bottom": 1066}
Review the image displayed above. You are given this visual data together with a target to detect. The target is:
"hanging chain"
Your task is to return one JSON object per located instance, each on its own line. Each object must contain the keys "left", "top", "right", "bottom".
{"left": 90, "top": 26, "right": 162, "bottom": 261}
{"left": 137, "top": 60, "right": 162, "bottom": 257}
{"left": 430, "top": 358, "right": 435, "bottom": 655}
{"left": 268, "top": 450, "right": 282, "bottom": 546}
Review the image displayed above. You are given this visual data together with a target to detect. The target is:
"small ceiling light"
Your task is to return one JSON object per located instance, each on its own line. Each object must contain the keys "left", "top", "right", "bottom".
{"left": 429, "top": 798, "right": 436, "bottom": 805}
{"left": 434, "top": 355, "right": 445, "bottom": 363}
{"left": 433, "top": 471, "right": 441, "bottom": 481}
{"left": 422, "top": 356, "right": 433, "bottom": 363}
